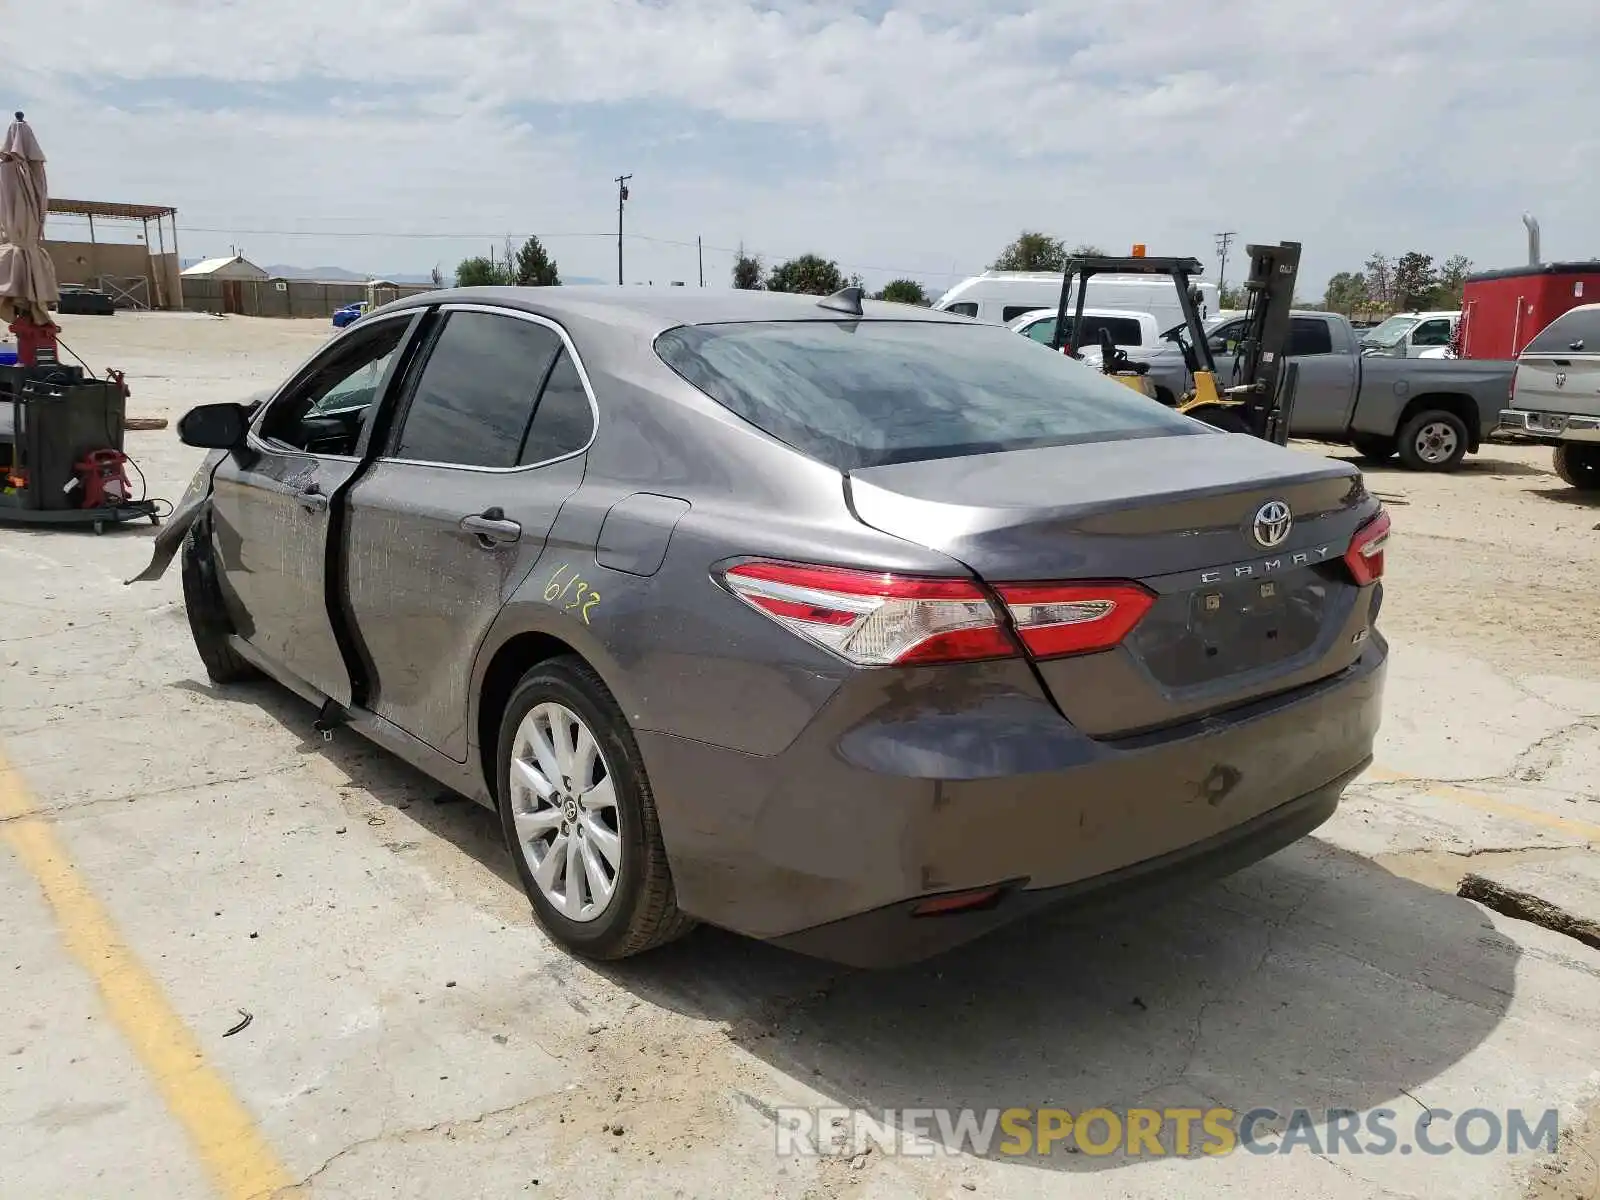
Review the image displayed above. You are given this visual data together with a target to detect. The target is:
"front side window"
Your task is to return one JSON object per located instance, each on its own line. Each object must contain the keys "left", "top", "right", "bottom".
{"left": 943, "top": 302, "right": 979, "bottom": 318}
{"left": 1411, "top": 319, "right": 1452, "bottom": 347}
{"left": 655, "top": 319, "right": 1199, "bottom": 472}
{"left": 259, "top": 318, "right": 410, "bottom": 456}
{"left": 1002, "top": 305, "right": 1042, "bottom": 322}
{"left": 393, "top": 311, "right": 561, "bottom": 468}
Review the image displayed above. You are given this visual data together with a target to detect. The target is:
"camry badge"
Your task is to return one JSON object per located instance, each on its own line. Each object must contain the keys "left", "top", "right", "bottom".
{"left": 1252, "top": 500, "right": 1292, "bottom": 549}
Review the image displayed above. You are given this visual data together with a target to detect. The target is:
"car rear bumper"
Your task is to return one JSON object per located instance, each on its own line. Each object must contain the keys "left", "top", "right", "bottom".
{"left": 639, "top": 638, "right": 1386, "bottom": 967}
{"left": 1499, "top": 408, "right": 1600, "bottom": 443}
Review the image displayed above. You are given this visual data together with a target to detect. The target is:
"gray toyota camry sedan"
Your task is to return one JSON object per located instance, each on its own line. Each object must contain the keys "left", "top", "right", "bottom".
{"left": 135, "top": 286, "right": 1388, "bottom": 968}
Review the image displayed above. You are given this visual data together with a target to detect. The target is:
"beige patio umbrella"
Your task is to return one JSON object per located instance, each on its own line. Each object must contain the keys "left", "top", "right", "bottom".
{"left": 0, "top": 111, "right": 59, "bottom": 328}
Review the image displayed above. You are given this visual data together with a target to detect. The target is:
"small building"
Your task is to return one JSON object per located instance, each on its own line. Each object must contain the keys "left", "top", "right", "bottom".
{"left": 180, "top": 255, "right": 270, "bottom": 281}
{"left": 1460, "top": 261, "right": 1600, "bottom": 360}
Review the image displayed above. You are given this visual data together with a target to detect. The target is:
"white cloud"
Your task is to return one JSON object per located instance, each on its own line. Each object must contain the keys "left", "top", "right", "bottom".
{"left": 15, "top": 0, "right": 1600, "bottom": 292}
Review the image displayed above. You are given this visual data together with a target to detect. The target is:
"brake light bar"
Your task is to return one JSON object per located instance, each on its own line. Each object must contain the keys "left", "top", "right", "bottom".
{"left": 994, "top": 582, "right": 1156, "bottom": 659}
{"left": 1344, "top": 510, "right": 1390, "bottom": 586}
{"left": 721, "top": 561, "right": 1016, "bottom": 666}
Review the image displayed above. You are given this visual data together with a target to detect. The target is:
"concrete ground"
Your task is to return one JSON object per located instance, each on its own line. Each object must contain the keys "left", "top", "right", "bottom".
{"left": 3, "top": 311, "right": 1599, "bottom": 1200}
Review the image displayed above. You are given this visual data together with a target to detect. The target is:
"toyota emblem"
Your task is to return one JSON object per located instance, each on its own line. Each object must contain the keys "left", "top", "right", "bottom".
{"left": 1252, "top": 500, "right": 1293, "bottom": 549}
{"left": 1555, "top": 371, "right": 1567, "bottom": 388}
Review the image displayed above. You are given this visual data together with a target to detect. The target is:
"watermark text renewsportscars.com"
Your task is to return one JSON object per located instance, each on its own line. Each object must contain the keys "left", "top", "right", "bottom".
{"left": 775, "top": 1105, "right": 1560, "bottom": 1159}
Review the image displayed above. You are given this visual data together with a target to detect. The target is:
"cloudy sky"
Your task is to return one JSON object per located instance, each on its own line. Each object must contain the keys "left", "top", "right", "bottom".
{"left": 15, "top": 0, "right": 1598, "bottom": 297}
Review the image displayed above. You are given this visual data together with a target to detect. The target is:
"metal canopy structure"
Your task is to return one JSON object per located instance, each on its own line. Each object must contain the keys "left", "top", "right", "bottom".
{"left": 45, "top": 197, "right": 180, "bottom": 309}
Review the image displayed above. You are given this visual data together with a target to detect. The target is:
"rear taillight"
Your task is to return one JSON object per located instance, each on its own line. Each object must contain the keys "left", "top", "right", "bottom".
{"left": 1344, "top": 510, "right": 1390, "bottom": 586}
{"left": 721, "top": 561, "right": 1016, "bottom": 666}
{"left": 994, "top": 582, "right": 1155, "bottom": 659}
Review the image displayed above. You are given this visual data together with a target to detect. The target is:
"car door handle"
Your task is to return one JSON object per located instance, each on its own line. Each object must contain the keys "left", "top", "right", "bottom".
{"left": 460, "top": 508, "right": 522, "bottom": 545}
{"left": 295, "top": 484, "right": 329, "bottom": 512}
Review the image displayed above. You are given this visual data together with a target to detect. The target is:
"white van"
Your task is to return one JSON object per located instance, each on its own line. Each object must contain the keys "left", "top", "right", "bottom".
{"left": 932, "top": 270, "right": 1219, "bottom": 331}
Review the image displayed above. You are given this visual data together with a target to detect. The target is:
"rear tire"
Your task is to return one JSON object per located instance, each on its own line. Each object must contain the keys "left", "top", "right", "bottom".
{"left": 180, "top": 517, "right": 260, "bottom": 684}
{"left": 1397, "top": 409, "right": 1469, "bottom": 471}
{"left": 496, "top": 656, "right": 695, "bottom": 961}
{"left": 1351, "top": 434, "right": 1397, "bottom": 462}
{"left": 1553, "top": 444, "right": 1600, "bottom": 491}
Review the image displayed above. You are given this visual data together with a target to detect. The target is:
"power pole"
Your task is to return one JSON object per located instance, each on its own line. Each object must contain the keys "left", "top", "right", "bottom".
{"left": 698, "top": 236, "right": 704, "bottom": 287}
{"left": 615, "top": 174, "right": 632, "bottom": 285}
{"left": 1214, "top": 230, "right": 1237, "bottom": 302}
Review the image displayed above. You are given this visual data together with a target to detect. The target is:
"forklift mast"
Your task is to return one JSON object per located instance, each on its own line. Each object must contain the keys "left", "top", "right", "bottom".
{"left": 1228, "top": 241, "right": 1302, "bottom": 442}
{"left": 1048, "top": 254, "right": 1218, "bottom": 382}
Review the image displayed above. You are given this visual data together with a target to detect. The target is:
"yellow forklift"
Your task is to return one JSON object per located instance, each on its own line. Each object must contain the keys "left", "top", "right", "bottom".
{"left": 1048, "top": 241, "right": 1303, "bottom": 444}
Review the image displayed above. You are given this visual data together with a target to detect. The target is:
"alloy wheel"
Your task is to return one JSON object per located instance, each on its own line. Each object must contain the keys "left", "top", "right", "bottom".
{"left": 507, "top": 702, "right": 622, "bottom": 922}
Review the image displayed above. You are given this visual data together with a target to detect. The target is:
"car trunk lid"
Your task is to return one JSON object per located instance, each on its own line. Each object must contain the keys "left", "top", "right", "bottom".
{"left": 847, "top": 432, "right": 1381, "bottom": 736}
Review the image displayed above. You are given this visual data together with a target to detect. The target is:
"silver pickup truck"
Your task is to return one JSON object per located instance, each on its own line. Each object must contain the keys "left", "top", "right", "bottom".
{"left": 1101, "top": 310, "right": 1517, "bottom": 471}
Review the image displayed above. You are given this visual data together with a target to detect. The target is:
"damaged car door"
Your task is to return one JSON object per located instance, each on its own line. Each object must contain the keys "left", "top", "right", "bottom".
{"left": 341, "top": 305, "right": 593, "bottom": 760}
{"left": 210, "top": 313, "right": 418, "bottom": 704}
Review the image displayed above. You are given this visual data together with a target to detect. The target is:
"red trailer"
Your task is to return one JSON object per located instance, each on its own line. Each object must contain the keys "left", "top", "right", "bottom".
{"left": 1459, "top": 261, "right": 1600, "bottom": 359}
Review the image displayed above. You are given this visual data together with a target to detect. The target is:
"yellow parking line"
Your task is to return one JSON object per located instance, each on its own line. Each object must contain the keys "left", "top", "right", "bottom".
{"left": 0, "top": 748, "right": 292, "bottom": 1200}
{"left": 1365, "top": 766, "right": 1600, "bottom": 843}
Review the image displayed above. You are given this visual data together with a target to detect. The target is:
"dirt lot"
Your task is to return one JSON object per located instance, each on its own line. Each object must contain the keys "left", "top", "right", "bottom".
{"left": 3, "top": 312, "right": 1599, "bottom": 1200}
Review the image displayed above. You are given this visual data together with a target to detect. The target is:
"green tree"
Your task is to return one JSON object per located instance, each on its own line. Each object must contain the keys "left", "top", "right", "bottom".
{"left": 1324, "top": 271, "right": 1370, "bottom": 316}
{"left": 1218, "top": 284, "right": 1245, "bottom": 309}
{"left": 1363, "top": 251, "right": 1395, "bottom": 312}
{"left": 767, "top": 253, "right": 844, "bottom": 295}
{"left": 992, "top": 231, "right": 1067, "bottom": 272}
{"left": 1431, "top": 253, "right": 1473, "bottom": 308}
{"left": 732, "top": 243, "right": 764, "bottom": 290}
{"left": 455, "top": 255, "right": 509, "bottom": 287}
{"left": 1393, "top": 251, "right": 1438, "bottom": 309}
{"left": 511, "top": 235, "right": 560, "bottom": 286}
{"left": 876, "top": 279, "right": 928, "bottom": 305}
{"left": 1069, "top": 243, "right": 1108, "bottom": 258}
{"left": 429, "top": 264, "right": 445, "bottom": 288}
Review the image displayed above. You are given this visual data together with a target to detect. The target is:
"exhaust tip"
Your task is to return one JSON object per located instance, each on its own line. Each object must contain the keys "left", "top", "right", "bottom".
{"left": 1522, "top": 212, "right": 1541, "bottom": 267}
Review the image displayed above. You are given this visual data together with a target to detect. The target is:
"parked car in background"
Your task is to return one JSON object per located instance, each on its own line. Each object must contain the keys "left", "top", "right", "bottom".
{"left": 1007, "top": 307, "right": 1161, "bottom": 355}
{"left": 331, "top": 301, "right": 368, "bottom": 328}
{"left": 1497, "top": 302, "right": 1600, "bottom": 492}
{"left": 933, "top": 270, "right": 1219, "bottom": 330}
{"left": 1105, "top": 311, "right": 1515, "bottom": 470}
{"left": 1358, "top": 311, "right": 1460, "bottom": 359}
{"left": 136, "top": 287, "right": 1388, "bottom": 969}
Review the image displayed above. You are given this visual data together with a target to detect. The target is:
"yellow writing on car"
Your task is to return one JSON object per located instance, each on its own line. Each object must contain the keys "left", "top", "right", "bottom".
{"left": 542, "top": 562, "right": 600, "bottom": 624}
{"left": 994, "top": 1107, "right": 1237, "bottom": 1156}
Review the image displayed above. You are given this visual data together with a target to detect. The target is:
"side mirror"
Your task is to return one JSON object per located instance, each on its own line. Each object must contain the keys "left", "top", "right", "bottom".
{"left": 177, "top": 402, "right": 251, "bottom": 449}
{"left": 1207, "top": 337, "right": 1228, "bottom": 354}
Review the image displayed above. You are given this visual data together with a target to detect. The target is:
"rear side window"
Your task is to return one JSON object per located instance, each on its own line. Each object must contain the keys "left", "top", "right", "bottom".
{"left": 1525, "top": 306, "right": 1600, "bottom": 355}
{"left": 654, "top": 320, "right": 1199, "bottom": 471}
{"left": 943, "top": 302, "right": 978, "bottom": 318}
{"left": 393, "top": 312, "right": 560, "bottom": 468}
{"left": 1022, "top": 315, "right": 1143, "bottom": 347}
{"left": 1287, "top": 318, "right": 1334, "bottom": 356}
{"left": 518, "top": 349, "right": 594, "bottom": 464}
{"left": 1002, "top": 305, "right": 1041, "bottom": 322}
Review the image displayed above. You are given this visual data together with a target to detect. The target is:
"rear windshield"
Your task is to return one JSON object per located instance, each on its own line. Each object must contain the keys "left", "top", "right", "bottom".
{"left": 1524, "top": 306, "right": 1600, "bottom": 356}
{"left": 654, "top": 320, "right": 1199, "bottom": 471}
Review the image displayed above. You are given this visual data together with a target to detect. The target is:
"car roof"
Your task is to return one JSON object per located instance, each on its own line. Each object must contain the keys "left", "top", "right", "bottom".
{"left": 375, "top": 285, "right": 970, "bottom": 337}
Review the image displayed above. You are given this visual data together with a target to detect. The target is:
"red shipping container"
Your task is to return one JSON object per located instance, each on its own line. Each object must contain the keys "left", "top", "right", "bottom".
{"left": 1459, "top": 262, "right": 1600, "bottom": 359}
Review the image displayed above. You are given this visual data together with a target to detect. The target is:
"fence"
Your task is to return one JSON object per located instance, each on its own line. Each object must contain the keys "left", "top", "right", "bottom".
{"left": 179, "top": 278, "right": 437, "bottom": 319}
